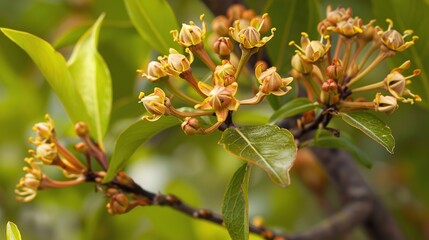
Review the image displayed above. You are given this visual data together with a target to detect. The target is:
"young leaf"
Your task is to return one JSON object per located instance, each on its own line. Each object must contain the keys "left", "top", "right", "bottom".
{"left": 222, "top": 164, "right": 251, "bottom": 240}
{"left": 269, "top": 98, "right": 319, "bottom": 124}
{"left": 103, "top": 117, "right": 180, "bottom": 183}
{"left": 309, "top": 129, "right": 372, "bottom": 168}
{"left": 1, "top": 28, "right": 89, "bottom": 126}
{"left": 219, "top": 125, "right": 297, "bottom": 187}
{"left": 124, "top": 0, "right": 178, "bottom": 54}
{"left": 339, "top": 112, "right": 395, "bottom": 154}
{"left": 6, "top": 221, "right": 22, "bottom": 240}
{"left": 68, "top": 14, "right": 112, "bottom": 146}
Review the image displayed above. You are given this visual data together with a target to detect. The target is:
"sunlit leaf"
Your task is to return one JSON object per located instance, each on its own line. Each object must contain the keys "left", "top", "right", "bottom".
{"left": 269, "top": 98, "right": 319, "bottom": 124}
{"left": 124, "top": 0, "right": 178, "bottom": 54}
{"left": 1, "top": 28, "right": 89, "bottom": 126}
{"left": 103, "top": 117, "right": 180, "bottom": 183}
{"left": 308, "top": 129, "right": 372, "bottom": 168}
{"left": 68, "top": 14, "right": 112, "bottom": 146}
{"left": 339, "top": 111, "right": 395, "bottom": 153}
{"left": 265, "top": 0, "right": 320, "bottom": 72}
{"left": 222, "top": 164, "right": 251, "bottom": 240}
{"left": 219, "top": 125, "right": 297, "bottom": 187}
{"left": 372, "top": 0, "right": 429, "bottom": 109}
{"left": 6, "top": 222, "right": 21, "bottom": 240}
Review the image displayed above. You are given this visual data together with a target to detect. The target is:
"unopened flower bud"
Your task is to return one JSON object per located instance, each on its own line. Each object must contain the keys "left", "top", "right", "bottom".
{"left": 107, "top": 193, "right": 129, "bottom": 215}
{"left": 212, "top": 15, "right": 230, "bottom": 36}
{"left": 75, "top": 121, "right": 89, "bottom": 137}
{"left": 181, "top": 117, "right": 201, "bottom": 135}
{"left": 212, "top": 37, "right": 234, "bottom": 58}
{"left": 36, "top": 143, "right": 57, "bottom": 164}
{"left": 291, "top": 53, "right": 313, "bottom": 74}
{"left": 227, "top": 4, "right": 246, "bottom": 20}
{"left": 322, "top": 79, "right": 338, "bottom": 92}
{"left": 326, "top": 59, "right": 343, "bottom": 79}
{"left": 242, "top": 9, "right": 256, "bottom": 21}
{"left": 326, "top": 5, "right": 352, "bottom": 24}
{"left": 374, "top": 93, "right": 398, "bottom": 115}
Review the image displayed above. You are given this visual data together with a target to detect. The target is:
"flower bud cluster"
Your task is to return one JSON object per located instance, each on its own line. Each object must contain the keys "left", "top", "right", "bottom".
{"left": 290, "top": 5, "right": 421, "bottom": 116}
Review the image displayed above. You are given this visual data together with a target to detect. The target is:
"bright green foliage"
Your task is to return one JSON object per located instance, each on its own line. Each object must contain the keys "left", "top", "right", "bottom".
{"left": 269, "top": 98, "right": 319, "bottom": 124}
{"left": 1, "top": 15, "right": 111, "bottom": 145}
{"left": 124, "top": 0, "right": 179, "bottom": 54}
{"left": 222, "top": 164, "right": 251, "bottom": 240}
{"left": 1, "top": 28, "right": 89, "bottom": 129}
{"left": 339, "top": 112, "right": 395, "bottom": 154}
{"left": 372, "top": 0, "right": 429, "bottom": 108}
{"left": 68, "top": 14, "right": 112, "bottom": 148}
{"left": 6, "top": 222, "right": 21, "bottom": 240}
{"left": 104, "top": 117, "right": 181, "bottom": 182}
{"left": 219, "top": 125, "right": 297, "bottom": 187}
{"left": 311, "top": 129, "right": 373, "bottom": 168}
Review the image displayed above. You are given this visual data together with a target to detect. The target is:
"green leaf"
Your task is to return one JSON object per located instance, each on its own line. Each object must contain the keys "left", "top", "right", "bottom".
{"left": 222, "top": 164, "right": 251, "bottom": 240}
{"left": 339, "top": 111, "right": 395, "bottom": 153}
{"left": 103, "top": 117, "right": 180, "bottom": 183}
{"left": 6, "top": 222, "right": 22, "bottom": 240}
{"left": 1, "top": 28, "right": 89, "bottom": 126}
{"left": 124, "top": 0, "right": 178, "bottom": 54}
{"left": 219, "top": 125, "right": 297, "bottom": 187}
{"left": 372, "top": 0, "right": 429, "bottom": 109}
{"left": 68, "top": 14, "right": 112, "bottom": 146}
{"left": 310, "top": 129, "right": 372, "bottom": 168}
{"left": 265, "top": 0, "right": 321, "bottom": 72}
{"left": 269, "top": 98, "right": 319, "bottom": 124}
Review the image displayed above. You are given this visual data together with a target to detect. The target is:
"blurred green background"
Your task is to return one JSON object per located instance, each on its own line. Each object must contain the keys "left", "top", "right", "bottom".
{"left": 1, "top": 0, "right": 428, "bottom": 239}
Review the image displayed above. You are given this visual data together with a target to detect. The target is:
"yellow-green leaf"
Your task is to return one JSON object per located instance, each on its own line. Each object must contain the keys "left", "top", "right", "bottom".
{"left": 219, "top": 125, "right": 297, "bottom": 187}
{"left": 222, "top": 164, "right": 251, "bottom": 240}
{"left": 6, "top": 222, "right": 21, "bottom": 240}
{"left": 1, "top": 28, "right": 89, "bottom": 126}
{"left": 124, "top": 0, "right": 178, "bottom": 54}
{"left": 339, "top": 111, "right": 395, "bottom": 154}
{"left": 103, "top": 117, "right": 180, "bottom": 183}
{"left": 68, "top": 14, "right": 112, "bottom": 145}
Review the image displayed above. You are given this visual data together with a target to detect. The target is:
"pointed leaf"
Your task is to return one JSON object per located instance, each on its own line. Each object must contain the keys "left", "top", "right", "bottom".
{"left": 372, "top": 0, "right": 429, "bottom": 108}
{"left": 219, "top": 125, "right": 297, "bottom": 187}
{"left": 222, "top": 164, "right": 251, "bottom": 240}
{"left": 103, "top": 117, "right": 180, "bottom": 182}
{"left": 6, "top": 222, "right": 22, "bottom": 240}
{"left": 124, "top": 0, "right": 178, "bottom": 54}
{"left": 1, "top": 28, "right": 89, "bottom": 125}
{"left": 68, "top": 14, "right": 112, "bottom": 145}
{"left": 309, "top": 129, "right": 372, "bottom": 168}
{"left": 339, "top": 111, "right": 395, "bottom": 153}
{"left": 269, "top": 98, "right": 319, "bottom": 124}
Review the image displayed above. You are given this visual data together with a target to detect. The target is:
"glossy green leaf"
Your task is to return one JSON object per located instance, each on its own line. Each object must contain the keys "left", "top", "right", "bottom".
{"left": 372, "top": 0, "right": 429, "bottom": 108}
{"left": 219, "top": 125, "right": 297, "bottom": 187}
{"left": 265, "top": 0, "right": 321, "bottom": 72}
{"left": 310, "top": 129, "right": 372, "bottom": 168}
{"left": 222, "top": 164, "right": 251, "bottom": 240}
{"left": 68, "top": 14, "right": 112, "bottom": 145}
{"left": 103, "top": 117, "right": 180, "bottom": 183}
{"left": 269, "top": 98, "right": 319, "bottom": 124}
{"left": 124, "top": 0, "right": 178, "bottom": 54}
{"left": 339, "top": 111, "right": 395, "bottom": 153}
{"left": 6, "top": 222, "right": 21, "bottom": 240}
{"left": 1, "top": 28, "right": 89, "bottom": 125}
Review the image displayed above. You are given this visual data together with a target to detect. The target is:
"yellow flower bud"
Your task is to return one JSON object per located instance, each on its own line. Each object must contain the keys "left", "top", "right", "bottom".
{"left": 255, "top": 64, "right": 293, "bottom": 96}
{"left": 171, "top": 14, "right": 206, "bottom": 47}
{"left": 139, "top": 88, "right": 167, "bottom": 121}
{"left": 36, "top": 143, "right": 57, "bottom": 164}
{"left": 141, "top": 61, "right": 167, "bottom": 82}
{"left": 374, "top": 93, "right": 398, "bottom": 115}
